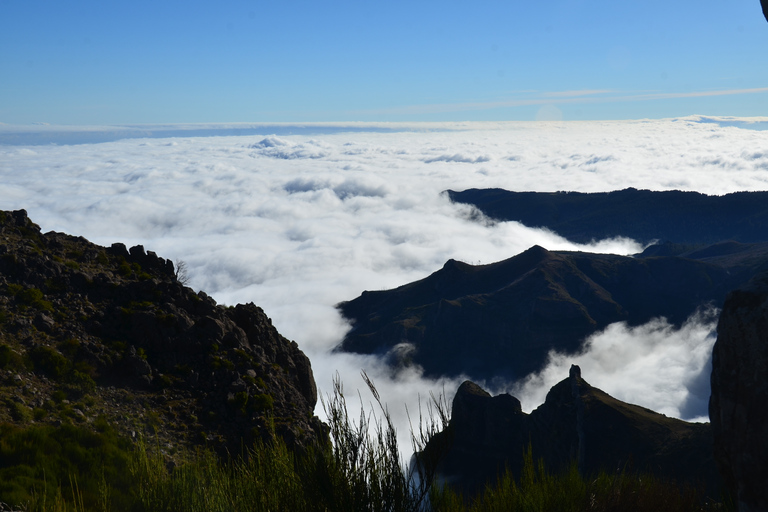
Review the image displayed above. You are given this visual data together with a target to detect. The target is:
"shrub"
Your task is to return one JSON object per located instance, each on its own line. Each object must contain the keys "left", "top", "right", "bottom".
{"left": 17, "top": 286, "right": 53, "bottom": 311}
{"left": 6, "top": 283, "right": 23, "bottom": 296}
{"left": 30, "top": 346, "right": 69, "bottom": 380}
{"left": 0, "top": 422, "right": 135, "bottom": 511}
{"left": 251, "top": 393, "right": 274, "bottom": 412}
{"left": 0, "top": 343, "right": 23, "bottom": 369}
{"left": 118, "top": 261, "right": 132, "bottom": 276}
{"left": 6, "top": 400, "right": 32, "bottom": 422}
{"left": 29, "top": 346, "right": 96, "bottom": 394}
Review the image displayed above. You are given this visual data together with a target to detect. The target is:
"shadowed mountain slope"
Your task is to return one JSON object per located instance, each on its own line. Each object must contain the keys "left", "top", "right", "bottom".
{"left": 447, "top": 188, "right": 768, "bottom": 245}
{"left": 426, "top": 369, "right": 720, "bottom": 498}
{"left": 710, "top": 271, "right": 768, "bottom": 511}
{"left": 337, "top": 242, "right": 768, "bottom": 381}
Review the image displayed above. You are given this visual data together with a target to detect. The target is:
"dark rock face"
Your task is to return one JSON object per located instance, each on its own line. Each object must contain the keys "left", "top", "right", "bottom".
{"left": 431, "top": 373, "right": 720, "bottom": 498}
{"left": 0, "top": 209, "right": 323, "bottom": 453}
{"left": 448, "top": 188, "right": 768, "bottom": 246}
{"left": 338, "top": 243, "right": 768, "bottom": 381}
{"left": 763, "top": 0, "right": 768, "bottom": 23}
{"left": 710, "top": 272, "right": 768, "bottom": 512}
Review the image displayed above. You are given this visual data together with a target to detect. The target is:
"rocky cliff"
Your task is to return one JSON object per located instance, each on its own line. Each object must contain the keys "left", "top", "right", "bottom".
{"left": 710, "top": 271, "right": 768, "bottom": 512}
{"left": 428, "top": 369, "right": 720, "bottom": 498}
{"left": 0, "top": 209, "right": 324, "bottom": 454}
{"left": 338, "top": 243, "right": 768, "bottom": 381}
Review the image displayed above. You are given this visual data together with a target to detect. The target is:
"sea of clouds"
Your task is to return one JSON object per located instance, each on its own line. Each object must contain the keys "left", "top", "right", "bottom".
{"left": 2, "top": 116, "right": 768, "bottom": 447}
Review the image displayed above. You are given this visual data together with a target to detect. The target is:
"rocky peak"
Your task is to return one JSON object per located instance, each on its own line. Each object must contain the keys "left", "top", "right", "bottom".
{"left": 337, "top": 241, "right": 757, "bottom": 381}
{"left": 428, "top": 370, "right": 720, "bottom": 498}
{"left": 0, "top": 209, "right": 324, "bottom": 455}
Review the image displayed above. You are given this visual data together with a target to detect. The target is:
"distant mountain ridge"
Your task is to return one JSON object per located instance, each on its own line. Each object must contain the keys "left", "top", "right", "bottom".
{"left": 337, "top": 242, "right": 768, "bottom": 381}
{"left": 447, "top": 188, "right": 768, "bottom": 245}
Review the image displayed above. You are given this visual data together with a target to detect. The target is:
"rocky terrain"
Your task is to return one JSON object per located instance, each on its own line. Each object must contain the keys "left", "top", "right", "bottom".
{"left": 0, "top": 209, "right": 324, "bottom": 456}
{"left": 338, "top": 242, "right": 768, "bottom": 381}
{"left": 710, "top": 271, "right": 768, "bottom": 512}
{"left": 447, "top": 188, "right": 768, "bottom": 246}
{"left": 426, "top": 367, "right": 720, "bottom": 498}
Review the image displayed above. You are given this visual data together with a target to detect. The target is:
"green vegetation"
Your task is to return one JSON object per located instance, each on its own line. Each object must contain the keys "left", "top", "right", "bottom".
{"left": 429, "top": 448, "right": 723, "bottom": 512}
{"left": 29, "top": 346, "right": 96, "bottom": 394}
{"left": 17, "top": 286, "right": 54, "bottom": 311}
{"left": 0, "top": 420, "right": 134, "bottom": 511}
{"left": 0, "top": 343, "right": 24, "bottom": 370}
{"left": 0, "top": 377, "right": 733, "bottom": 512}
{"left": 3, "top": 283, "right": 54, "bottom": 311}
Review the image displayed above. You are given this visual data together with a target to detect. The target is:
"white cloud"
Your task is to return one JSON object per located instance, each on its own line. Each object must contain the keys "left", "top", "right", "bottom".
{"left": 1, "top": 118, "right": 765, "bottom": 449}
{"left": 508, "top": 309, "right": 719, "bottom": 422}
{"left": 424, "top": 154, "right": 492, "bottom": 164}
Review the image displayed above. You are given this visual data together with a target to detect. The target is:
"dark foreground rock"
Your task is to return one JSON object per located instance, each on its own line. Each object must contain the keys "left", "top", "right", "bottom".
{"left": 710, "top": 272, "right": 768, "bottom": 512}
{"left": 427, "top": 369, "right": 720, "bottom": 498}
{"left": 0, "top": 209, "right": 324, "bottom": 454}
{"left": 338, "top": 243, "right": 768, "bottom": 381}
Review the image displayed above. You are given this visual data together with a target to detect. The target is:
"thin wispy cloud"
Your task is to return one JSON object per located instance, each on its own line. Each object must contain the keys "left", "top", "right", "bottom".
{"left": 351, "top": 87, "right": 768, "bottom": 116}
{"left": 542, "top": 89, "right": 615, "bottom": 98}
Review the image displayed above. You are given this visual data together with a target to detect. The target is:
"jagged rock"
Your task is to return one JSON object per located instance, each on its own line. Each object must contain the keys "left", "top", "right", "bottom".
{"left": 0, "top": 209, "right": 324, "bottom": 453}
{"left": 428, "top": 372, "right": 720, "bottom": 498}
{"left": 33, "top": 312, "right": 55, "bottom": 333}
{"left": 710, "top": 271, "right": 768, "bottom": 512}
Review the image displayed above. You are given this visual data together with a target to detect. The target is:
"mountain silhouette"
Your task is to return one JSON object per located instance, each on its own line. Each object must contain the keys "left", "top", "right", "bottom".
{"left": 447, "top": 188, "right": 768, "bottom": 246}
{"left": 425, "top": 370, "right": 720, "bottom": 497}
{"left": 338, "top": 242, "right": 768, "bottom": 381}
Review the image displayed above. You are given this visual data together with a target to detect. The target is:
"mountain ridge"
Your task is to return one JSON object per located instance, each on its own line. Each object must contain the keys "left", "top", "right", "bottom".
{"left": 337, "top": 242, "right": 768, "bottom": 381}
{"left": 447, "top": 187, "right": 768, "bottom": 246}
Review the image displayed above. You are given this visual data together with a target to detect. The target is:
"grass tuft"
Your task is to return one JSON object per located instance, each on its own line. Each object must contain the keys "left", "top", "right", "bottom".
{"left": 0, "top": 376, "right": 734, "bottom": 512}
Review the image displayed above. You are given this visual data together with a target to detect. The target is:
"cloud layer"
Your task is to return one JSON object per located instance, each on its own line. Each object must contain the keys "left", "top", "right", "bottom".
{"left": 509, "top": 309, "right": 719, "bottom": 422}
{"left": 2, "top": 117, "right": 766, "bottom": 445}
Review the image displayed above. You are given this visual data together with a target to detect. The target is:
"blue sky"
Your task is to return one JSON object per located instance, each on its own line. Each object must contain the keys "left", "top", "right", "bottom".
{"left": 1, "top": 0, "right": 767, "bottom": 124}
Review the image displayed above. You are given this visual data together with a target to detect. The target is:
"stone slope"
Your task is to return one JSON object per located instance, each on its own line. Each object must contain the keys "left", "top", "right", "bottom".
{"left": 0, "top": 209, "right": 324, "bottom": 454}
{"left": 428, "top": 369, "right": 720, "bottom": 497}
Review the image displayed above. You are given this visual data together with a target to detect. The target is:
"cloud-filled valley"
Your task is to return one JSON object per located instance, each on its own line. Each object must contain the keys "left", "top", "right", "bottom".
{"left": 2, "top": 116, "right": 767, "bottom": 446}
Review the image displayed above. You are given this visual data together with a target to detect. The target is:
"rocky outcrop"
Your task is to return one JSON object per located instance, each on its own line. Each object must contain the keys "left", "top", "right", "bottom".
{"left": 448, "top": 188, "right": 768, "bottom": 246}
{"left": 338, "top": 243, "right": 768, "bottom": 381}
{"left": 429, "top": 371, "right": 720, "bottom": 498}
{"left": 0, "top": 209, "right": 324, "bottom": 453}
{"left": 710, "top": 272, "right": 768, "bottom": 512}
